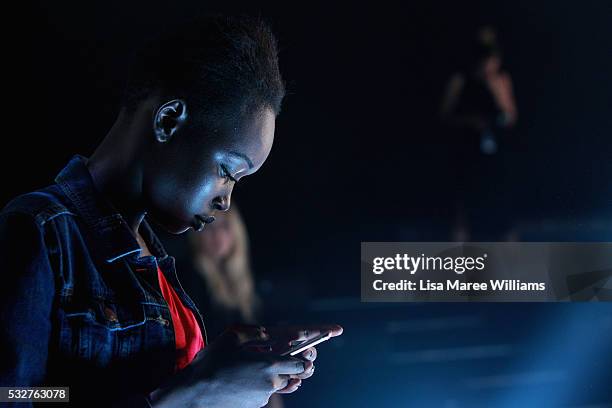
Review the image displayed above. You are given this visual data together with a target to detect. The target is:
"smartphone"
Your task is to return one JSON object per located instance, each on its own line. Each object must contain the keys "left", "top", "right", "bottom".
{"left": 280, "top": 330, "right": 333, "bottom": 356}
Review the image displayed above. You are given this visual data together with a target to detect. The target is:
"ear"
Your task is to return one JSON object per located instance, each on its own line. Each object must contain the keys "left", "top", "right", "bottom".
{"left": 153, "top": 99, "right": 188, "bottom": 143}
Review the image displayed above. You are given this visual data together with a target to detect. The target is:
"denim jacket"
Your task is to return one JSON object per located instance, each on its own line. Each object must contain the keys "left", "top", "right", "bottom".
{"left": 0, "top": 155, "right": 206, "bottom": 407}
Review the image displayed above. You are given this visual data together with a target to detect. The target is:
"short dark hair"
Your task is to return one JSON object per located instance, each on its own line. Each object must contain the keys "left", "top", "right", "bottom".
{"left": 122, "top": 15, "right": 285, "bottom": 120}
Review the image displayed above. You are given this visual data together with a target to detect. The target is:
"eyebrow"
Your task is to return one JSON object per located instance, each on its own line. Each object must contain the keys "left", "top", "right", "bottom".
{"left": 229, "top": 151, "right": 254, "bottom": 169}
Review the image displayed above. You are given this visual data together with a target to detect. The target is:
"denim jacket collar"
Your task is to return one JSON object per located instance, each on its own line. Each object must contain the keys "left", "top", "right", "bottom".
{"left": 55, "top": 155, "right": 169, "bottom": 264}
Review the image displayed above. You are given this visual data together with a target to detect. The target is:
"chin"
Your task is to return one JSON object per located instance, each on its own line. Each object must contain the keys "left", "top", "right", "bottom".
{"left": 146, "top": 212, "right": 192, "bottom": 235}
{"left": 165, "top": 225, "right": 192, "bottom": 235}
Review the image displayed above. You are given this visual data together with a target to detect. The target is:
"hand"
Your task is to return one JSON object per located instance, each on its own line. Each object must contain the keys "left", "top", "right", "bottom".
{"left": 151, "top": 325, "right": 308, "bottom": 408}
{"left": 263, "top": 324, "right": 343, "bottom": 393}
{"left": 264, "top": 324, "right": 344, "bottom": 352}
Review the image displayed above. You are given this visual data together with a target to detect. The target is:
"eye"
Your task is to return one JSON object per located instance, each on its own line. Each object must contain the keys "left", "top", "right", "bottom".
{"left": 220, "top": 164, "right": 237, "bottom": 184}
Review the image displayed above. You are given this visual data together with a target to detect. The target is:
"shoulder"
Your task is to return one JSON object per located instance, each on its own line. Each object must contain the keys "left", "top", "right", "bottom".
{"left": 0, "top": 186, "right": 85, "bottom": 276}
{"left": 1, "top": 185, "right": 77, "bottom": 228}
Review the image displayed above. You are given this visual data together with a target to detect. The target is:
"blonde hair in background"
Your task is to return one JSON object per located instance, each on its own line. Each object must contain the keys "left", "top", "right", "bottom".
{"left": 189, "top": 206, "right": 259, "bottom": 322}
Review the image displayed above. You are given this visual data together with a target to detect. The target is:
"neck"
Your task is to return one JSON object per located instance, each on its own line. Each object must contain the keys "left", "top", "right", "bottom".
{"left": 87, "top": 107, "right": 149, "bottom": 234}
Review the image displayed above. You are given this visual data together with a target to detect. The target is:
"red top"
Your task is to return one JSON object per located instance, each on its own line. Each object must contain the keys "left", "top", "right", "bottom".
{"left": 156, "top": 266, "right": 204, "bottom": 371}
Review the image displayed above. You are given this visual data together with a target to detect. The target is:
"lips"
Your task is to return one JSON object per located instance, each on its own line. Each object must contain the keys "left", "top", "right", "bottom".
{"left": 193, "top": 214, "right": 216, "bottom": 232}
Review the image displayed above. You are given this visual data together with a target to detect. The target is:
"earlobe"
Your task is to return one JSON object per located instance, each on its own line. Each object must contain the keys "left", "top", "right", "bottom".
{"left": 154, "top": 99, "right": 188, "bottom": 143}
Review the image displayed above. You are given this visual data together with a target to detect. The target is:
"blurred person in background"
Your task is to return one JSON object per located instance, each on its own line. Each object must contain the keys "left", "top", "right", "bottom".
{"left": 184, "top": 205, "right": 284, "bottom": 407}
{"left": 187, "top": 206, "right": 258, "bottom": 339}
{"left": 440, "top": 26, "right": 518, "bottom": 241}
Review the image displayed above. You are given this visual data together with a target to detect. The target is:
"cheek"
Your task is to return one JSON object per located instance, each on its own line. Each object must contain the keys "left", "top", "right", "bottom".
{"left": 145, "top": 171, "right": 217, "bottom": 228}
{"left": 188, "top": 176, "right": 218, "bottom": 213}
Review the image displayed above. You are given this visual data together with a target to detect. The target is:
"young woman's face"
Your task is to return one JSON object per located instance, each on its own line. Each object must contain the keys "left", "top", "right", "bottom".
{"left": 143, "top": 107, "right": 275, "bottom": 234}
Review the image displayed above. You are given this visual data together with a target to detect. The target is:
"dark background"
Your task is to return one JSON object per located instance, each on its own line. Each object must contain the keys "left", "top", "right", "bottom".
{"left": 5, "top": 0, "right": 612, "bottom": 406}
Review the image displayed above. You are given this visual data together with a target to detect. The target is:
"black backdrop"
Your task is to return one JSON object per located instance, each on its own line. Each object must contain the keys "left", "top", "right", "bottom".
{"left": 4, "top": 1, "right": 612, "bottom": 405}
{"left": 8, "top": 0, "right": 612, "bottom": 290}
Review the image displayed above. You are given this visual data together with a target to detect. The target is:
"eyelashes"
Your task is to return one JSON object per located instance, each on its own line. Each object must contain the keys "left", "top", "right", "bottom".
{"left": 220, "top": 164, "right": 237, "bottom": 183}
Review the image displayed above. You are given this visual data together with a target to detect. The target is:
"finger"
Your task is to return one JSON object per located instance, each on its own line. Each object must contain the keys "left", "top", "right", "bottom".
{"left": 293, "top": 324, "right": 343, "bottom": 337}
{"left": 241, "top": 337, "right": 273, "bottom": 345}
{"left": 284, "top": 324, "right": 344, "bottom": 342}
{"left": 292, "top": 360, "right": 314, "bottom": 380}
{"left": 267, "top": 358, "right": 306, "bottom": 375}
{"left": 275, "top": 378, "right": 302, "bottom": 394}
{"left": 316, "top": 324, "right": 343, "bottom": 337}
{"left": 241, "top": 338, "right": 274, "bottom": 349}
{"left": 227, "top": 324, "right": 269, "bottom": 344}
{"left": 293, "top": 324, "right": 343, "bottom": 338}
{"left": 286, "top": 329, "right": 319, "bottom": 345}
{"left": 271, "top": 374, "right": 291, "bottom": 392}
{"left": 242, "top": 344, "right": 273, "bottom": 353}
{"left": 300, "top": 347, "right": 317, "bottom": 362}
{"left": 266, "top": 326, "right": 314, "bottom": 344}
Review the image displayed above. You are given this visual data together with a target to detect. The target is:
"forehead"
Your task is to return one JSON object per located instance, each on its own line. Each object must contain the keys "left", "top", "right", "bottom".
{"left": 216, "top": 107, "right": 275, "bottom": 170}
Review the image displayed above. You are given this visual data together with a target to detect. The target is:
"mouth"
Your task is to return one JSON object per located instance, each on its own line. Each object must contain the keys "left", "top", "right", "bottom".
{"left": 193, "top": 214, "right": 216, "bottom": 232}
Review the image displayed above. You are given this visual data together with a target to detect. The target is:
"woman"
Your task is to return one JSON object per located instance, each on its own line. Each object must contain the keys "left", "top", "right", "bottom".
{"left": 440, "top": 26, "right": 518, "bottom": 241}
{"left": 0, "top": 15, "right": 341, "bottom": 407}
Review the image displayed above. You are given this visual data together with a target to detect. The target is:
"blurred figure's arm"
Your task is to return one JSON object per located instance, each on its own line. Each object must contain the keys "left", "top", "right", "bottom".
{"left": 492, "top": 72, "right": 518, "bottom": 127}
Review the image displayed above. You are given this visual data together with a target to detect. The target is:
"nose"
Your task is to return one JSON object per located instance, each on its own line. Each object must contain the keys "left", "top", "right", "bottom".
{"left": 212, "top": 194, "right": 231, "bottom": 212}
